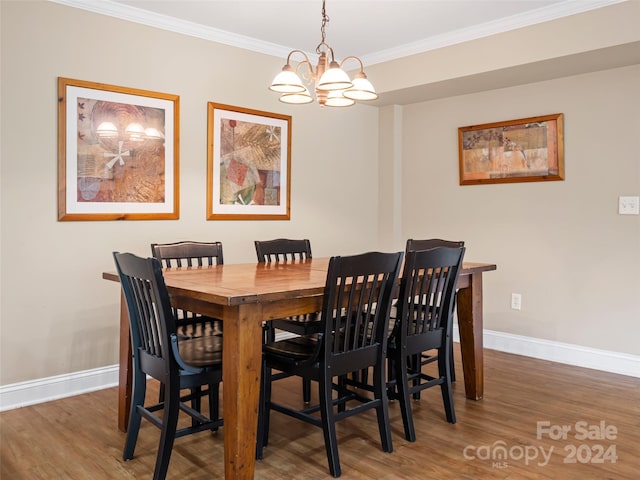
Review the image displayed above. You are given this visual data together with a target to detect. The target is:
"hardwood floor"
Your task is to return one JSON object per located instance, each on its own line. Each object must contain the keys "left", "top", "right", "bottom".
{"left": 1, "top": 348, "right": 638, "bottom": 479}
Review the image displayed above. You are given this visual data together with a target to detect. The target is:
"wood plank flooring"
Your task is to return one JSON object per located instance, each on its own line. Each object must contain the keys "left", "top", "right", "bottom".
{"left": 1, "top": 347, "right": 638, "bottom": 479}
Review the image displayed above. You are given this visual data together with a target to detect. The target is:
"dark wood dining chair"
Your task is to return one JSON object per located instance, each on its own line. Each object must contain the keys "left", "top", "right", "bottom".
{"left": 404, "top": 238, "right": 465, "bottom": 384}
{"left": 388, "top": 245, "right": 465, "bottom": 441}
{"left": 113, "top": 252, "right": 224, "bottom": 480}
{"left": 254, "top": 238, "right": 312, "bottom": 263}
{"left": 255, "top": 238, "right": 319, "bottom": 402}
{"left": 256, "top": 251, "right": 403, "bottom": 478}
{"left": 254, "top": 238, "right": 320, "bottom": 339}
{"left": 151, "top": 241, "right": 224, "bottom": 339}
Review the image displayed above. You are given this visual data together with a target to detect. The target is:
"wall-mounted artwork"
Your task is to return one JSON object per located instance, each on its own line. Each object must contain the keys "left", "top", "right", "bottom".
{"left": 207, "top": 103, "right": 291, "bottom": 220}
{"left": 58, "top": 77, "right": 179, "bottom": 220}
{"left": 458, "top": 113, "right": 564, "bottom": 185}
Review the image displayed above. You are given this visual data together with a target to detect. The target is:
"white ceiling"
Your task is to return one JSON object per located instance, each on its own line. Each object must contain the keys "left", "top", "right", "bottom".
{"left": 54, "top": 0, "right": 625, "bottom": 65}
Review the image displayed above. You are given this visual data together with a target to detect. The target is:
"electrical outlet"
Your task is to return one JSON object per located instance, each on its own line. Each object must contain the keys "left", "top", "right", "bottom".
{"left": 511, "top": 293, "right": 522, "bottom": 310}
{"left": 619, "top": 196, "right": 640, "bottom": 215}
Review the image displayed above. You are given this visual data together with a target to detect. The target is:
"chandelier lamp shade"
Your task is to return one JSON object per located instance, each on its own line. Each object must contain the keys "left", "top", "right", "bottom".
{"left": 269, "top": 0, "right": 378, "bottom": 107}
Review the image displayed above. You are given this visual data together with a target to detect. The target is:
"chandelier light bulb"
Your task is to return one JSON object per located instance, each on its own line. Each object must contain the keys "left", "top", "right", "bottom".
{"left": 270, "top": 65, "right": 306, "bottom": 93}
{"left": 280, "top": 89, "right": 314, "bottom": 104}
{"left": 317, "top": 62, "right": 353, "bottom": 91}
{"left": 324, "top": 90, "right": 355, "bottom": 107}
{"left": 343, "top": 73, "right": 378, "bottom": 101}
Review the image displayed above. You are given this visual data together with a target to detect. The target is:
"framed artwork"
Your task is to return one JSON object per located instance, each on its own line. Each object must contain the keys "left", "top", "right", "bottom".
{"left": 207, "top": 103, "right": 291, "bottom": 220}
{"left": 57, "top": 77, "right": 179, "bottom": 220}
{"left": 458, "top": 113, "right": 564, "bottom": 185}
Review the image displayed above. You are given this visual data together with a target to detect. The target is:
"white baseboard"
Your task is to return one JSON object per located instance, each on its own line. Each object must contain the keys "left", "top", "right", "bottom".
{"left": 0, "top": 365, "right": 119, "bottom": 412}
{"left": 1, "top": 330, "right": 637, "bottom": 412}
{"left": 453, "top": 326, "right": 640, "bottom": 378}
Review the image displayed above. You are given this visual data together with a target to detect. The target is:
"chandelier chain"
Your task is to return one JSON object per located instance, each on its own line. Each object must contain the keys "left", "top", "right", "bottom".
{"left": 320, "top": 0, "right": 329, "bottom": 46}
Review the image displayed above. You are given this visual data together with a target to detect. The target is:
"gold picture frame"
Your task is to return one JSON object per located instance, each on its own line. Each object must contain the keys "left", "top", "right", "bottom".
{"left": 458, "top": 113, "right": 564, "bottom": 185}
{"left": 58, "top": 77, "right": 179, "bottom": 220}
{"left": 207, "top": 103, "right": 291, "bottom": 220}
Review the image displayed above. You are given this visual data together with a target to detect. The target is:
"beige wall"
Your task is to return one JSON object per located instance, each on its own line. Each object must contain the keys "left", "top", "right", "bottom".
{"left": 395, "top": 65, "right": 640, "bottom": 354}
{"left": 373, "top": 0, "right": 640, "bottom": 358}
{"left": 1, "top": 1, "right": 638, "bottom": 388}
{"left": 0, "top": 1, "right": 380, "bottom": 385}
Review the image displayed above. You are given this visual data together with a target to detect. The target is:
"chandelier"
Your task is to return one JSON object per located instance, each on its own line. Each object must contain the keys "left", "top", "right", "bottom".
{"left": 269, "top": 0, "right": 378, "bottom": 107}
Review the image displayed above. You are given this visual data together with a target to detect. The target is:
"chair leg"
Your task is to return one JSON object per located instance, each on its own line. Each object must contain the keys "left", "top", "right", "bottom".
{"left": 411, "top": 354, "right": 421, "bottom": 400}
{"left": 302, "top": 377, "right": 311, "bottom": 404}
{"left": 449, "top": 341, "right": 456, "bottom": 382}
{"left": 395, "top": 353, "right": 416, "bottom": 442}
{"left": 191, "top": 386, "right": 201, "bottom": 427}
{"left": 153, "top": 380, "right": 180, "bottom": 480}
{"left": 439, "top": 346, "right": 456, "bottom": 424}
{"left": 386, "top": 356, "right": 398, "bottom": 399}
{"left": 441, "top": 378, "right": 456, "bottom": 424}
{"left": 372, "top": 363, "right": 393, "bottom": 453}
{"left": 263, "top": 364, "right": 274, "bottom": 449}
{"left": 256, "top": 361, "right": 271, "bottom": 460}
{"left": 209, "top": 382, "right": 220, "bottom": 432}
{"left": 336, "top": 375, "right": 347, "bottom": 413}
{"left": 319, "top": 372, "right": 341, "bottom": 478}
{"left": 158, "top": 383, "right": 165, "bottom": 403}
{"left": 123, "top": 370, "right": 147, "bottom": 460}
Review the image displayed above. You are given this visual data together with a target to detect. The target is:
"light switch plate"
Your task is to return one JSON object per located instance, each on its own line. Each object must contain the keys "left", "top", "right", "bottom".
{"left": 511, "top": 293, "right": 522, "bottom": 310}
{"left": 618, "top": 196, "right": 640, "bottom": 215}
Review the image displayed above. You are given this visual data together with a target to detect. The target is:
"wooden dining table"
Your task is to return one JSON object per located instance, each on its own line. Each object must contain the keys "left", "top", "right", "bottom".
{"left": 104, "top": 257, "right": 496, "bottom": 480}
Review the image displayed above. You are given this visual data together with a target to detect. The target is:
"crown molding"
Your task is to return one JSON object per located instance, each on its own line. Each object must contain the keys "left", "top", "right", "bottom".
{"left": 49, "top": 0, "right": 629, "bottom": 65}
{"left": 49, "top": 0, "right": 292, "bottom": 57}
{"left": 362, "top": 0, "right": 628, "bottom": 65}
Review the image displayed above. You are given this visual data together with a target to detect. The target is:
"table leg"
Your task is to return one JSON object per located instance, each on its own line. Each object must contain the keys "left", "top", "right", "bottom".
{"left": 118, "top": 290, "right": 132, "bottom": 432}
{"left": 222, "top": 303, "right": 263, "bottom": 480}
{"left": 456, "top": 271, "right": 484, "bottom": 400}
